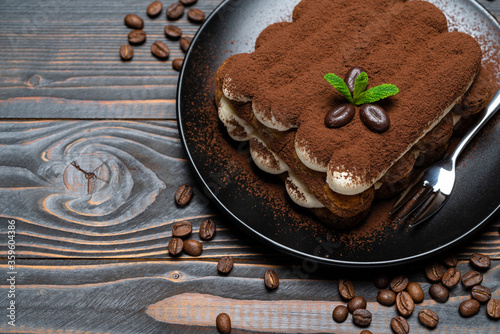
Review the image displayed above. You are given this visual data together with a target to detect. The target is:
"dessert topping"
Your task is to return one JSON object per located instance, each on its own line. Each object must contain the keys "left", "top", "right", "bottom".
{"left": 324, "top": 103, "right": 355, "bottom": 128}
{"left": 359, "top": 104, "right": 390, "bottom": 133}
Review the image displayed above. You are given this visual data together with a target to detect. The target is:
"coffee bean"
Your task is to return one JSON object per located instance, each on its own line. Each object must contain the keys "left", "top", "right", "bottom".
{"left": 151, "top": 41, "right": 170, "bottom": 59}
{"left": 390, "top": 275, "right": 409, "bottom": 293}
{"left": 217, "top": 256, "right": 234, "bottom": 274}
{"left": 352, "top": 309, "right": 372, "bottom": 327}
{"left": 166, "top": 3, "right": 184, "bottom": 20}
{"left": 216, "top": 313, "right": 231, "bottom": 334}
{"left": 172, "top": 58, "right": 184, "bottom": 72}
{"left": 325, "top": 103, "right": 355, "bottom": 128}
{"left": 360, "top": 331, "right": 372, "bottom": 334}
{"left": 332, "top": 305, "right": 348, "bottom": 323}
{"left": 442, "top": 267, "right": 461, "bottom": 288}
{"left": 406, "top": 282, "right": 424, "bottom": 303}
{"left": 470, "top": 253, "right": 491, "bottom": 271}
{"left": 429, "top": 283, "right": 449, "bottom": 303}
{"left": 199, "top": 218, "right": 216, "bottom": 240}
{"left": 264, "top": 269, "right": 279, "bottom": 289}
{"left": 180, "top": 0, "right": 197, "bottom": 5}
{"left": 165, "top": 25, "right": 183, "bottom": 40}
{"left": 147, "top": 1, "right": 162, "bottom": 17}
{"left": 425, "top": 262, "right": 445, "bottom": 282}
{"left": 119, "top": 44, "right": 133, "bottom": 61}
{"left": 359, "top": 104, "right": 390, "bottom": 133}
{"left": 128, "top": 30, "right": 147, "bottom": 45}
{"left": 462, "top": 270, "right": 483, "bottom": 288}
{"left": 180, "top": 37, "right": 192, "bottom": 52}
{"left": 471, "top": 285, "right": 491, "bottom": 303}
{"left": 418, "top": 309, "right": 439, "bottom": 329}
{"left": 344, "top": 66, "right": 367, "bottom": 94}
{"left": 338, "top": 279, "right": 355, "bottom": 301}
{"left": 183, "top": 239, "right": 203, "bottom": 256}
{"left": 459, "top": 299, "right": 480, "bottom": 318}
{"left": 396, "top": 291, "right": 414, "bottom": 317}
{"left": 175, "top": 184, "right": 193, "bottom": 206}
{"left": 373, "top": 274, "right": 389, "bottom": 289}
{"left": 487, "top": 299, "right": 500, "bottom": 319}
{"left": 124, "top": 14, "right": 144, "bottom": 29}
{"left": 172, "top": 220, "right": 192, "bottom": 238}
{"left": 377, "top": 289, "right": 396, "bottom": 306}
{"left": 390, "top": 316, "right": 409, "bottom": 334}
{"left": 442, "top": 254, "right": 458, "bottom": 267}
{"left": 168, "top": 237, "right": 183, "bottom": 256}
{"left": 348, "top": 296, "right": 367, "bottom": 313}
{"left": 187, "top": 8, "right": 205, "bottom": 23}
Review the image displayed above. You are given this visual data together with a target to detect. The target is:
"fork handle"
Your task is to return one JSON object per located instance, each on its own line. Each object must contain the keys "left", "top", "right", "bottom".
{"left": 450, "top": 88, "right": 500, "bottom": 163}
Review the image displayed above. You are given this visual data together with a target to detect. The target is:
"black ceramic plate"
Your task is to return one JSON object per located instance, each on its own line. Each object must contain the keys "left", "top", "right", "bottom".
{"left": 178, "top": 0, "right": 500, "bottom": 267}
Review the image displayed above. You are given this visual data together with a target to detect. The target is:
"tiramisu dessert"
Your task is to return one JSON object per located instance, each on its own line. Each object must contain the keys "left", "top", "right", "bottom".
{"left": 215, "top": 0, "right": 493, "bottom": 229}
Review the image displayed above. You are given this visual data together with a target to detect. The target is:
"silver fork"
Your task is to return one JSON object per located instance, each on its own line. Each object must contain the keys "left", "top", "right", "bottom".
{"left": 391, "top": 88, "right": 500, "bottom": 227}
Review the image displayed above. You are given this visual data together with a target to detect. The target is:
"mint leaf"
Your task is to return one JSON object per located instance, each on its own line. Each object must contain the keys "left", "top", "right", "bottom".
{"left": 354, "top": 84, "right": 399, "bottom": 105}
{"left": 353, "top": 72, "right": 369, "bottom": 100}
{"left": 324, "top": 73, "right": 353, "bottom": 104}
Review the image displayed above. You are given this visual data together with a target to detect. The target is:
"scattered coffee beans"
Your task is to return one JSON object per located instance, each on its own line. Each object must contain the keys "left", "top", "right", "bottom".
{"left": 470, "top": 253, "right": 491, "bottom": 271}
{"left": 217, "top": 256, "right": 234, "bottom": 274}
{"left": 332, "top": 305, "right": 348, "bottom": 323}
{"left": 425, "top": 262, "right": 445, "bottom": 282}
{"left": 167, "top": 3, "right": 185, "bottom": 20}
{"left": 471, "top": 285, "right": 491, "bottom": 303}
{"left": 128, "top": 30, "right": 147, "bottom": 45}
{"left": 352, "top": 309, "right": 372, "bottom": 327}
{"left": 147, "top": 1, "right": 163, "bottom": 17}
{"left": 168, "top": 237, "right": 183, "bottom": 256}
{"left": 459, "top": 299, "right": 480, "bottom": 318}
{"left": 180, "top": 0, "right": 198, "bottom": 5}
{"left": 325, "top": 103, "right": 355, "bottom": 128}
{"left": 119, "top": 44, "right": 133, "bottom": 61}
{"left": 124, "top": 14, "right": 144, "bottom": 29}
{"left": 199, "top": 218, "right": 216, "bottom": 240}
{"left": 418, "top": 309, "right": 439, "bottom": 329}
{"left": 175, "top": 184, "right": 193, "bottom": 206}
{"left": 442, "top": 254, "right": 458, "bottom": 267}
{"left": 406, "top": 282, "right": 424, "bottom": 303}
{"left": 359, "top": 104, "right": 390, "bottom": 133}
{"left": 172, "top": 220, "right": 192, "bottom": 238}
{"left": 338, "top": 279, "right": 355, "bottom": 301}
{"left": 462, "top": 270, "right": 483, "bottom": 288}
{"left": 264, "top": 269, "right": 279, "bottom": 290}
{"left": 396, "top": 291, "right": 414, "bottom": 317}
{"left": 172, "top": 58, "right": 184, "bottom": 72}
{"left": 180, "top": 37, "right": 192, "bottom": 52}
{"left": 183, "top": 239, "right": 203, "bottom": 256}
{"left": 377, "top": 289, "right": 396, "bottom": 306}
{"left": 187, "top": 8, "right": 205, "bottom": 23}
{"left": 390, "top": 275, "right": 409, "bottom": 293}
{"left": 348, "top": 296, "right": 367, "bottom": 314}
{"left": 165, "top": 25, "right": 183, "bottom": 40}
{"left": 487, "top": 299, "right": 500, "bottom": 319}
{"left": 391, "top": 316, "right": 409, "bottom": 334}
{"left": 373, "top": 274, "right": 389, "bottom": 289}
{"left": 151, "top": 40, "right": 170, "bottom": 59}
{"left": 216, "top": 313, "right": 231, "bottom": 334}
{"left": 429, "top": 283, "right": 449, "bottom": 303}
{"left": 442, "top": 267, "right": 461, "bottom": 288}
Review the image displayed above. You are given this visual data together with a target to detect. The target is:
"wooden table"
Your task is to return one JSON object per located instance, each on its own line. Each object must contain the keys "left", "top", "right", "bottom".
{"left": 1, "top": 0, "right": 499, "bottom": 333}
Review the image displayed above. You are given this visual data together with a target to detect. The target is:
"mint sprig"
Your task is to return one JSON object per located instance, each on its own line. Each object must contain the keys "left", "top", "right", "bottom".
{"left": 324, "top": 73, "right": 353, "bottom": 104}
{"left": 355, "top": 84, "right": 400, "bottom": 105}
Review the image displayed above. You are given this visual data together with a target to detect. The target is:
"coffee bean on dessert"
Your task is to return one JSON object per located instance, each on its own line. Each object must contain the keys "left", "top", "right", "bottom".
{"left": 390, "top": 316, "right": 409, "bottom": 334}
{"left": 325, "top": 103, "right": 355, "bottom": 128}
{"left": 172, "top": 58, "right": 184, "bottom": 72}
{"left": 175, "top": 184, "right": 193, "bottom": 206}
{"left": 471, "top": 285, "right": 491, "bottom": 303}
{"left": 418, "top": 309, "right": 439, "bottom": 329}
{"left": 442, "top": 254, "right": 458, "bottom": 267}
{"left": 377, "top": 289, "right": 396, "bottom": 306}
{"left": 166, "top": 2, "right": 184, "bottom": 20}
{"left": 459, "top": 299, "right": 480, "bottom": 318}
{"left": 442, "top": 267, "right": 461, "bottom": 288}
{"left": 348, "top": 296, "right": 367, "bottom": 313}
{"left": 264, "top": 269, "right": 279, "bottom": 289}
{"left": 390, "top": 275, "right": 409, "bottom": 293}
{"left": 187, "top": 8, "right": 205, "bottom": 23}
{"left": 180, "top": 37, "right": 192, "bottom": 52}
{"left": 216, "top": 313, "right": 231, "bottom": 334}
{"left": 172, "top": 220, "right": 192, "bottom": 238}
{"left": 332, "top": 305, "right": 349, "bottom": 323}
{"left": 151, "top": 41, "right": 170, "bottom": 59}
{"left": 124, "top": 14, "right": 144, "bottom": 29}
{"left": 396, "top": 291, "right": 414, "bottom": 317}
{"left": 359, "top": 104, "right": 390, "bottom": 133}
{"left": 462, "top": 270, "right": 483, "bottom": 288}
{"left": 168, "top": 237, "right": 183, "bottom": 256}
{"left": 406, "top": 282, "right": 424, "bottom": 303}
{"left": 119, "top": 44, "right": 133, "bottom": 61}
{"left": 373, "top": 274, "right": 389, "bottom": 289}
{"left": 470, "top": 253, "right": 491, "bottom": 271}
{"left": 147, "top": 1, "right": 162, "bottom": 17}
{"left": 217, "top": 256, "right": 234, "bottom": 274}
{"left": 128, "top": 30, "right": 147, "bottom": 45}
{"left": 360, "top": 331, "right": 372, "bottom": 334}
{"left": 425, "top": 262, "right": 445, "bottom": 282}
{"left": 183, "top": 239, "right": 203, "bottom": 256}
{"left": 344, "top": 66, "right": 367, "bottom": 94}
{"left": 429, "top": 283, "right": 449, "bottom": 303}
{"left": 165, "top": 25, "right": 183, "bottom": 40}
{"left": 180, "top": 0, "right": 197, "bottom": 5}
{"left": 338, "top": 279, "right": 355, "bottom": 301}
{"left": 199, "top": 218, "right": 216, "bottom": 240}
{"left": 487, "top": 299, "right": 500, "bottom": 319}
{"left": 352, "top": 309, "right": 372, "bottom": 327}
